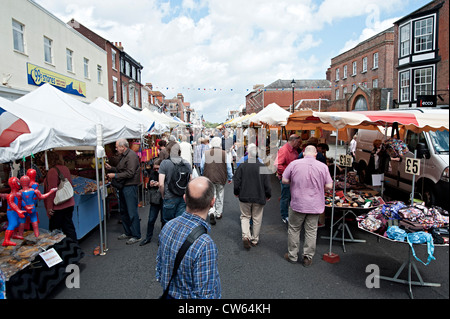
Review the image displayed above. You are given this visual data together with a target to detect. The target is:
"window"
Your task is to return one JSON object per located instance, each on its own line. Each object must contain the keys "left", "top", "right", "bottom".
{"left": 373, "top": 52, "right": 378, "bottom": 69}
{"left": 112, "top": 77, "right": 118, "bottom": 102}
{"left": 352, "top": 61, "right": 357, "bottom": 76}
{"left": 111, "top": 49, "right": 117, "bottom": 70}
{"left": 335, "top": 89, "right": 339, "bottom": 100}
{"left": 372, "top": 78, "right": 378, "bottom": 88}
{"left": 97, "top": 65, "right": 102, "bottom": 84}
{"left": 129, "top": 85, "right": 135, "bottom": 106}
{"left": 12, "top": 20, "right": 25, "bottom": 53}
{"left": 400, "top": 71, "right": 410, "bottom": 102}
{"left": 122, "top": 83, "right": 127, "bottom": 103}
{"left": 83, "top": 58, "right": 89, "bottom": 78}
{"left": 343, "top": 86, "right": 347, "bottom": 95}
{"left": 352, "top": 83, "right": 357, "bottom": 92}
{"left": 414, "top": 67, "right": 433, "bottom": 99}
{"left": 335, "top": 68, "right": 340, "bottom": 81}
{"left": 362, "top": 57, "right": 367, "bottom": 73}
{"left": 343, "top": 65, "right": 347, "bottom": 79}
{"left": 125, "top": 61, "right": 130, "bottom": 76}
{"left": 66, "top": 49, "right": 73, "bottom": 72}
{"left": 44, "top": 37, "right": 52, "bottom": 63}
{"left": 414, "top": 17, "right": 433, "bottom": 53}
{"left": 400, "top": 24, "right": 410, "bottom": 57}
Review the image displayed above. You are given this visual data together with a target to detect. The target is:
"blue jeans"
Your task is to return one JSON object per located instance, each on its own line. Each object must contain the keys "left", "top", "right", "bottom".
{"left": 145, "top": 203, "right": 162, "bottom": 241}
{"left": 280, "top": 180, "right": 291, "bottom": 220}
{"left": 119, "top": 185, "right": 141, "bottom": 239}
{"left": 162, "top": 196, "right": 186, "bottom": 225}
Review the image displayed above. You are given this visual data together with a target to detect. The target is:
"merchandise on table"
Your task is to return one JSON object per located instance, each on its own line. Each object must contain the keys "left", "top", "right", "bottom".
{"left": 0, "top": 229, "right": 66, "bottom": 280}
{"left": 325, "top": 189, "right": 385, "bottom": 208}
{"left": 357, "top": 202, "right": 449, "bottom": 245}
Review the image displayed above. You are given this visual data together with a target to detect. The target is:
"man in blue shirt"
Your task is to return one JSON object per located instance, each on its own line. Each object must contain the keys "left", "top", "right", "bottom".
{"left": 156, "top": 176, "right": 221, "bottom": 299}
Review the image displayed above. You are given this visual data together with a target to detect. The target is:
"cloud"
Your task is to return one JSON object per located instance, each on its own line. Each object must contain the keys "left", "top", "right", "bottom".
{"left": 33, "top": 0, "right": 417, "bottom": 122}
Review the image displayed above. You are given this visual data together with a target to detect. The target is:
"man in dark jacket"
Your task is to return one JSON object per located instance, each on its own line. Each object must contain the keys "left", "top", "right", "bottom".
{"left": 106, "top": 139, "right": 141, "bottom": 245}
{"left": 233, "top": 144, "right": 271, "bottom": 249}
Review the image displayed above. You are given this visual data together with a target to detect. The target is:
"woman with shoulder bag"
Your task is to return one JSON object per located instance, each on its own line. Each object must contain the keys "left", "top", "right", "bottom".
{"left": 43, "top": 151, "right": 78, "bottom": 242}
{"left": 140, "top": 158, "right": 163, "bottom": 246}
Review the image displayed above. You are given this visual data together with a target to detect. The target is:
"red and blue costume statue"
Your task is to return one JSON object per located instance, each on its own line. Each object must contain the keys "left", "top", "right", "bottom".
{"left": 19, "top": 175, "right": 56, "bottom": 238}
{"left": 2, "top": 177, "right": 26, "bottom": 247}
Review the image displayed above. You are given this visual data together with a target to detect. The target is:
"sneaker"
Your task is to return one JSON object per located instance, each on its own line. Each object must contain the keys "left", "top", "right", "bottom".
{"left": 209, "top": 213, "right": 216, "bottom": 225}
{"left": 126, "top": 237, "right": 142, "bottom": 245}
{"left": 303, "top": 256, "right": 312, "bottom": 267}
{"left": 140, "top": 238, "right": 151, "bottom": 246}
{"left": 118, "top": 234, "right": 131, "bottom": 240}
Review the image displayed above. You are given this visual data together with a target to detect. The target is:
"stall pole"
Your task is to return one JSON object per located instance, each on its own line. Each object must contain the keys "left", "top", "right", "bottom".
{"left": 95, "top": 124, "right": 106, "bottom": 256}
{"left": 410, "top": 150, "right": 417, "bottom": 205}
{"left": 323, "top": 129, "right": 340, "bottom": 263}
{"left": 94, "top": 151, "right": 105, "bottom": 256}
{"left": 101, "top": 156, "right": 108, "bottom": 252}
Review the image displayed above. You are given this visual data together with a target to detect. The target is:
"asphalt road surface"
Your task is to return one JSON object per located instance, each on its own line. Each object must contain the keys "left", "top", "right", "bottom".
{"left": 47, "top": 173, "right": 449, "bottom": 301}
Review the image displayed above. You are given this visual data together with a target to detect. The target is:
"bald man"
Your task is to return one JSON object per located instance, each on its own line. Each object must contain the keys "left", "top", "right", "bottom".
{"left": 156, "top": 177, "right": 221, "bottom": 299}
{"left": 282, "top": 145, "right": 333, "bottom": 267}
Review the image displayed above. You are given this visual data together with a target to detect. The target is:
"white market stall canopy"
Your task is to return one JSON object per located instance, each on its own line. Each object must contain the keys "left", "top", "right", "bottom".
{"left": 0, "top": 96, "right": 98, "bottom": 162}
{"left": 248, "top": 103, "right": 291, "bottom": 126}
{"left": 17, "top": 84, "right": 144, "bottom": 144}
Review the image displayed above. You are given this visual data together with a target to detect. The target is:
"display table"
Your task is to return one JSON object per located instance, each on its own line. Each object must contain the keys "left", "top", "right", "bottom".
{"left": 0, "top": 231, "right": 84, "bottom": 299}
{"left": 322, "top": 189, "right": 385, "bottom": 252}
{"left": 356, "top": 202, "right": 448, "bottom": 299}
{"left": 36, "top": 176, "right": 105, "bottom": 239}
{"left": 358, "top": 225, "right": 446, "bottom": 299}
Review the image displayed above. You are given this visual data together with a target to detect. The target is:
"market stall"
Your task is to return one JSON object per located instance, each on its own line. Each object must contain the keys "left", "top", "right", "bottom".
{"left": 286, "top": 109, "right": 449, "bottom": 263}
{"left": 356, "top": 201, "right": 448, "bottom": 298}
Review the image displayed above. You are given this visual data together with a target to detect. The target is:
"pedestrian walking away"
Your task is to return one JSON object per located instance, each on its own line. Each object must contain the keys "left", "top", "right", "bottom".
{"left": 156, "top": 176, "right": 221, "bottom": 299}
{"left": 106, "top": 139, "right": 141, "bottom": 245}
{"left": 159, "top": 143, "right": 192, "bottom": 226}
{"left": 233, "top": 144, "right": 271, "bottom": 249}
{"left": 276, "top": 134, "right": 301, "bottom": 225}
{"left": 200, "top": 136, "right": 233, "bottom": 225}
{"left": 282, "top": 145, "right": 333, "bottom": 267}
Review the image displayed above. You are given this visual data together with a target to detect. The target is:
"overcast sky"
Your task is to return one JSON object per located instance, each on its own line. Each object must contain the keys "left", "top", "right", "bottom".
{"left": 35, "top": 0, "right": 429, "bottom": 123}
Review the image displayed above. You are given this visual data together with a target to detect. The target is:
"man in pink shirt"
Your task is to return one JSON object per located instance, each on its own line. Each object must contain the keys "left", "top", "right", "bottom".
{"left": 276, "top": 134, "right": 301, "bottom": 224}
{"left": 282, "top": 145, "right": 333, "bottom": 267}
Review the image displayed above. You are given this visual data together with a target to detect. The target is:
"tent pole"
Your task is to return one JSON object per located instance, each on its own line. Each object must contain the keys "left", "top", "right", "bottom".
{"left": 101, "top": 155, "right": 108, "bottom": 252}
{"left": 95, "top": 151, "right": 105, "bottom": 255}
{"left": 323, "top": 129, "right": 340, "bottom": 263}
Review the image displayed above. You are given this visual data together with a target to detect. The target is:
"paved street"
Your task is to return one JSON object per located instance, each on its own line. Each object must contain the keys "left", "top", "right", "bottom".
{"left": 47, "top": 167, "right": 449, "bottom": 300}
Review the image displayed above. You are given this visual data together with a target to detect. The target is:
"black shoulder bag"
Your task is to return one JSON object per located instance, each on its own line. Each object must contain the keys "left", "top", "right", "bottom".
{"left": 160, "top": 224, "right": 207, "bottom": 299}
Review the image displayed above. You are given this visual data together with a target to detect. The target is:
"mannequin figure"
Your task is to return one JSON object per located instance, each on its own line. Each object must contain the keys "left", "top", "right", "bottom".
{"left": 19, "top": 175, "right": 56, "bottom": 238}
{"left": 2, "top": 177, "right": 26, "bottom": 247}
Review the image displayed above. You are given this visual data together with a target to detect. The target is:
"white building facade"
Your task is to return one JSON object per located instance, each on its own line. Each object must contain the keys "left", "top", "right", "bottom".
{"left": 0, "top": 0, "right": 108, "bottom": 102}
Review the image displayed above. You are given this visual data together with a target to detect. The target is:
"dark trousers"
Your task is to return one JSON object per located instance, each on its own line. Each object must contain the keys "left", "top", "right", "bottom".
{"left": 49, "top": 206, "right": 78, "bottom": 242}
{"left": 145, "top": 203, "right": 162, "bottom": 241}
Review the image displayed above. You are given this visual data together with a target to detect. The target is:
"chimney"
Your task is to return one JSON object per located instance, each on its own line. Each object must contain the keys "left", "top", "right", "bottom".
{"left": 177, "top": 93, "right": 184, "bottom": 102}
{"left": 146, "top": 83, "right": 153, "bottom": 90}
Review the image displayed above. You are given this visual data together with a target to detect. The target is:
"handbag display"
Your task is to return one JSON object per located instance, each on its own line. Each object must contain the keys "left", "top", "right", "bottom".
{"left": 53, "top": 167, "right": 74, "bottom": 205}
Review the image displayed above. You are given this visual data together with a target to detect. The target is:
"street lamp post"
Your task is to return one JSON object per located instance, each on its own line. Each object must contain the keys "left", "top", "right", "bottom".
{"left": 291, "top": 79, "right": 296, "bottom": 113}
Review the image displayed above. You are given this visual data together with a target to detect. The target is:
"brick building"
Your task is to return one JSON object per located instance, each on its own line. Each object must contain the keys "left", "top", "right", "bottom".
{"left": 393, "top": 0, "right": 449, "bottom": 108}
{"left": 245, "top": 79, "right": 331, "bottom": 114}
{"left": 68, "top": 19, "right": 144, "bottom": 109}
{"left": 327, "top": 27, "right": 394, "bottom": 111}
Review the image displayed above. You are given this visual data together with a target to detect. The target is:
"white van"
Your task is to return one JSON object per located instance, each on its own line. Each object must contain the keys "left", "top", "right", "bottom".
{"left": 354, "top": 108, "right": 449, "bottom": 210}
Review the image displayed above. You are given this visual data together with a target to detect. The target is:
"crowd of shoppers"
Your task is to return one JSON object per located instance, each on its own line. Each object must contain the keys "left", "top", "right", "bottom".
{"left": 101, "top": 129, "right": 338, "bottom": 298}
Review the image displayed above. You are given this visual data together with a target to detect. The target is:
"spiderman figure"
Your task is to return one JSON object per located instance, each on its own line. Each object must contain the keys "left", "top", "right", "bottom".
{"left": 2, "top": 177, "right": 26, "bottom": 247}
{"left": 19, "top": 175, "right": 56, "bottom": 238}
